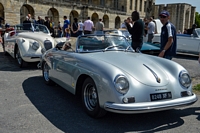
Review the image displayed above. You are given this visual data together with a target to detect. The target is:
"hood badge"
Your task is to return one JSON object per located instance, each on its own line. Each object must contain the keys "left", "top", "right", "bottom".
{"left": 143, "top": 64, "right": 161, "bottom": 83}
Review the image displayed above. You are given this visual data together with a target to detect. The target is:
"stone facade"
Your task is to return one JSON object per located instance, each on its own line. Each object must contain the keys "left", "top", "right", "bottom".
{"left": 0, "top": 0, "right": 152, "bottom": 29}
{"left": 153, "top": 3, "right": 196, "bottom": 33}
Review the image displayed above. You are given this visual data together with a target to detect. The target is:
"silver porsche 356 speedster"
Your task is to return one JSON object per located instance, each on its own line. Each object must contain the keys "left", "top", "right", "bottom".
{"left": 41, "top": 34, "right": 197, "bottom": 118}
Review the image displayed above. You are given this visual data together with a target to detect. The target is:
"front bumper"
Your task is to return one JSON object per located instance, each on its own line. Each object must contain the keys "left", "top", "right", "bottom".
{"left": 104, "top": 94, "right": 198, "bottom": 114}
{"left": 21, "top": 53, "right": 42, "bottom": 62}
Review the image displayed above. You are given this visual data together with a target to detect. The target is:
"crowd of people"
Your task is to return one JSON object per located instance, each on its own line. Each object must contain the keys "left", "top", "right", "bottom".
{"left": 124, "top": 10, "right": 177, "bottom": 60}
{"left": 0, "top": 12, "right": 200, "bottom": 63}
{"left": 21, "top": 14, "right": 105, "bottom": 39}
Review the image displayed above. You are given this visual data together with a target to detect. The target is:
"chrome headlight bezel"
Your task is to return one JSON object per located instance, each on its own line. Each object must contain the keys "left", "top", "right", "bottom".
{"left": 179, "top": 70, "right": 191, "bottom": 89}
{"left": 30, "top": 41, "right": 40, "bottom": 50}
{"left": 114, "top": 75, "right": 129, "bottom": 94}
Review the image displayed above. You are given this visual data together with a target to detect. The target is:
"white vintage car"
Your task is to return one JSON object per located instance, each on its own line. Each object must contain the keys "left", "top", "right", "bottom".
{"left": 4, "top": 23, "right": 66, "bottom": 67}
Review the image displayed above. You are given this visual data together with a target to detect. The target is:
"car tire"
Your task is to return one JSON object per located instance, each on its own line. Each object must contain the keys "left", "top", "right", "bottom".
{"left": 15, "top": 47, "right": 27, "bottom": 68}
{"left": 82, "top": 77, "right": 106, "bottom": 118}
{"left": 42, "top": 61, "right": 54, "bottom": 85}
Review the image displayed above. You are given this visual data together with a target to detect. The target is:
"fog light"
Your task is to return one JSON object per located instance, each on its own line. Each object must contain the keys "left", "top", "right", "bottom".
{"left": 123, "top": 97, "right": 128, "bottom": 103}
{"left": 122, "top": 97, "right": 135, "bottom": 103}
{"left": 187, "top": 91, "right": 192, "bottom": 96}
{"left": 181, "top": 91, "right": 192, "bottom": 97}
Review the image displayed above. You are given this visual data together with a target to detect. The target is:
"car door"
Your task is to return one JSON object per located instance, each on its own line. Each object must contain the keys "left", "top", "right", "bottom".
{"left": 52, "top": 50, "right": 76, "bottom": 94}
{"left": 4, "top": 31, "right": 17, "bottom": 57}
{"left": 177, "top": 35, "right": 200, "bottom": 54}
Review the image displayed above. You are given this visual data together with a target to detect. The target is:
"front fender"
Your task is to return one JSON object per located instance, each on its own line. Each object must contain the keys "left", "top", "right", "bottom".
{"left": 15, "top": 38, "right": 43, "bottom": 59}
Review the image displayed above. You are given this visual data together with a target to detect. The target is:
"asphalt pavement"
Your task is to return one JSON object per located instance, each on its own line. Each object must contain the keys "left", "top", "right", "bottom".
{"left": 0, "top": 44, "right": 199, "bottom": 133}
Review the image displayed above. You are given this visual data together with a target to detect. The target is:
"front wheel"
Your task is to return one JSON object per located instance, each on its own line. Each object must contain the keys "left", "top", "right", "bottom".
{"left": 42, "top": 61, "right": 54, "bottom": 85}
{"left": 15, "top": 47, "right": 27, "bottom": 68}
{"left": 82, "top": 78, "right": 106, "bottom": 118}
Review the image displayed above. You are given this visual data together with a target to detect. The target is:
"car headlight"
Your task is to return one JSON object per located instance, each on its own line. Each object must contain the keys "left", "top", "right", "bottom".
{"left": 30, "top": 41, "right": 40, "bottom": 50}
{"left": 114, "top": 75, "right": 129, "bottom": 94}
{"left": 179, "top": 70, "right": 191, "bottom": 88}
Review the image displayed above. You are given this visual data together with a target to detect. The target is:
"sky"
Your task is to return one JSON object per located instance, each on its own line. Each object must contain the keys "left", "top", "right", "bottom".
{"left": 155, "top": 0, "right": 200, "bottom": 13}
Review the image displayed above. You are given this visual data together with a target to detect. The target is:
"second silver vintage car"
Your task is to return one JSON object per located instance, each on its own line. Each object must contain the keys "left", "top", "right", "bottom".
{"left": 41, "top": 34, "right": 197, "bottom": 118}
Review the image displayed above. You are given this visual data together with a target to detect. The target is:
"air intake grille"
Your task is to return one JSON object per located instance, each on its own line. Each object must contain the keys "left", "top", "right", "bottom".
{"left": 44, "top": 40, "right": 52, "bottom": 50}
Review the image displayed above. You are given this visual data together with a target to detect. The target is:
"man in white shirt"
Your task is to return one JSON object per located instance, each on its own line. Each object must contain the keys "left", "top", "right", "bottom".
{"left": 146, "top": 17, "right": 155, "bottom": 43}
{"left": 121, "top": 19, "right": 127, "bottom": 29}
{"left": 78, "top": 20, "right": 84, "bottom": 35}
{"left": 83, "top": 17, "right": 94, "bottom": 34}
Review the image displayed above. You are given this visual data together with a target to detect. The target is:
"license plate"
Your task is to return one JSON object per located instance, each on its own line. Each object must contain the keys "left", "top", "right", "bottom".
{"left": 150, "top": 92, "right": 172, "bottom": 101}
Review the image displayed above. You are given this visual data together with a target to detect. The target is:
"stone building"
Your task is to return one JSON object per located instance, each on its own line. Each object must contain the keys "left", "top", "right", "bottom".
{"left": 0, "top": 0, "right": 153, "bottom": 29}
{"left": 153, "top": 3, "right": 196, "bottom": 33}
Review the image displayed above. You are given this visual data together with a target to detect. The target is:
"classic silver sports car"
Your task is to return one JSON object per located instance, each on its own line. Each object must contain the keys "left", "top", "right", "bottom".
{"left": 4, "top": 23, "right": 66, "bottom": 67}
{"left": 41, "top": 34, "right": 198, "bottom": 118}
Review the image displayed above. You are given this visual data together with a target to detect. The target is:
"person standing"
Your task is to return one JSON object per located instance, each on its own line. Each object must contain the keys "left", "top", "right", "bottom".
{"left": 71, "top": 18, "right": 79, "bottom": 37}
{"left": 143, "top": 17, "right": 148, "bottom": 37}
{"left": 0, "top": 17, "right": 4, "bottom": 28}
{"left": 126, "top": 11, "right": 144, "bottom": 51}
{"left": 63, "top": 16, "right": 70, "bottom": 37}
{"left": 121, "top": 19, "right": 127, "bottom": 29}
{"left": 83, "top": 17, "right": 94, "bottom": 34}
{"left": 95, "top": 18, "right": 104, "bottom": 31}
{"left": 37, "top": 16, "right": 44, "bottom": 25}
{"left": 78, "top": 20, "right": 83, "bottom": 36}
{"left": 44, "top": 16, "right": 51, "bottom": 31}
{"left": 146, "top": 17, "right": 155, "bottom": 43}
{"left": 158, "top": 11, "right": 177, "bottom": 60}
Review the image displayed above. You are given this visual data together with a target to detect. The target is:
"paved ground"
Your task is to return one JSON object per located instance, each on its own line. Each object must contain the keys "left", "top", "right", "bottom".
{"left": 0, "top": 44, "right": 199, "bottom": 133}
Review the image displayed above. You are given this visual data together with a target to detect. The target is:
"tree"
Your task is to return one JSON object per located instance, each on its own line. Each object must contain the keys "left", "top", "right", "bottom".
{"left": 195, "top": 12, "right": 200, "bottom": 28}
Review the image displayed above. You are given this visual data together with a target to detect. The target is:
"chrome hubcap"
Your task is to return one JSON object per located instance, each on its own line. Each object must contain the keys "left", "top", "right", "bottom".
{"left": 84, "top": 84, "right": 97, "bottom": 111}
{"left": 43, "top": 63, "right": 49, "bottom": 82}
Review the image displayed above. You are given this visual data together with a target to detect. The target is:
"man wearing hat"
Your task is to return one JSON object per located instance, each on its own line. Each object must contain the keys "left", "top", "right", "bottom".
{"left": 158, "top": 10, "right": 177, "bottom": 60}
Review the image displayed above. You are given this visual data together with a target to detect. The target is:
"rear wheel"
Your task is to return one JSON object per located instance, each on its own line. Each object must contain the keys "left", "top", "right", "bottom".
{"left": 82, "top": 78, "right": 106, "bottom": 118}
{"left": 42, "top": 61, "right": 54, "bottom": 85}
{"left": 15, "top": 47, "right": 27, "bottom": 68}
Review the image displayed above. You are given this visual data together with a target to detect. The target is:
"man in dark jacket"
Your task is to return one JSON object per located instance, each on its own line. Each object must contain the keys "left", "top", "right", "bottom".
{"left": 126, "top": 11, "right": 144, "bottom": 51}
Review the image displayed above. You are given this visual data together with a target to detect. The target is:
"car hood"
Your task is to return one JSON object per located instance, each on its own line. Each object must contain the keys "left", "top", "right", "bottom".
{"left": 18, "top": 32, "right": 54, "bottom": 45}
{"left": 87, "top": 52, "right": 169, "bottom": 86}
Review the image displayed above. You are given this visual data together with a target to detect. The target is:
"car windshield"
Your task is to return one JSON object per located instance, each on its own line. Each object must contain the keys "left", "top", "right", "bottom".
{"left": 77, "top": 35, "right": 133, "bottom": 52}
{"left": 14, "top": 23, "right": 50, "bottom": 34}
{"left": 120, "top": 30, "right": 131, "bottom": 37}
{"left": 195, "top": 28, "right": 200, "bottom": 36}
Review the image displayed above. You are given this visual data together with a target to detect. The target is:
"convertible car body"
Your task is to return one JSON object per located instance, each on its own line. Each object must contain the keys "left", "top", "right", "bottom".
{"left": 41, "top": 34, "right": 197, "bottom": 118}
{"left": 4, "top": 23, "right": 66, "bottom": 67}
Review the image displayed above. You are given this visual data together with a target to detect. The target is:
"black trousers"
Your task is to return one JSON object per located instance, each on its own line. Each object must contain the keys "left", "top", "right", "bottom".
{"left": 84, "top": 30, "right": 92, "bottom": 34}
{"left": 131, "top": 41, "right": 143, "bottom": 52}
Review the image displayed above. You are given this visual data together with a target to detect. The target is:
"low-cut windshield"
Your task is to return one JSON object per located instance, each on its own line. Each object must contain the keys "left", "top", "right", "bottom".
{"left": 196, "top": 28, "right": 200, "bottom": 36}
{"left": 15, "top": 23, "right": 50, "bottom": 34}
{"left": 77, "top": 35, "right": 133, "bottom": 52}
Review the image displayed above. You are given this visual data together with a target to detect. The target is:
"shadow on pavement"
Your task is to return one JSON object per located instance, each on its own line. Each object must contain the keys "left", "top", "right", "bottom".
{"left": 0, "top": 52, "right": 39, "bottom": 71}
{"left": 175, "top": 53, "right": 198, "bottom": 60}
{"left": 22, "top": 76, "right": 200, "bottom": 133}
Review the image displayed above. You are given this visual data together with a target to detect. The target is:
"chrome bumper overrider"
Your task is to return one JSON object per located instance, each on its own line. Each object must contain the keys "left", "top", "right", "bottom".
{"left": 104, "top": 94, "right": 198, "bottom": 114}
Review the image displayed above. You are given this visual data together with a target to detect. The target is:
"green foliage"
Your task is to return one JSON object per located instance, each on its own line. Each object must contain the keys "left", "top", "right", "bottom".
{"left": 195, "top": 12, "right": 200, "bottom": 28}
{"left": 193, "top": 84, "right": 200, "bottom": 91}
